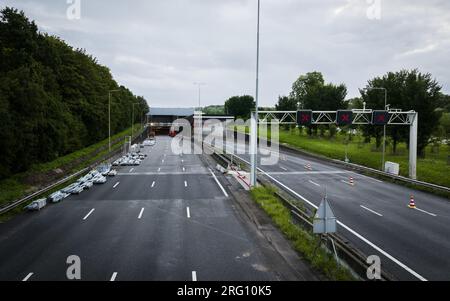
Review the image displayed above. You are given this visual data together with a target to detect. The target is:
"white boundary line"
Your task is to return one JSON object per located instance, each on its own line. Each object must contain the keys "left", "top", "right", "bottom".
{"left": 110, "top": 272, "right": 118, "bottom": 281}
{"left": 360, "top": 205, "right": 383, "bottom": 217}
{"left": 236, "top": 155, "right": 427, "bottom": 281}
{"left": 308, "top": 180, "right": 320, "bottom": 187}
{"left": 209, "top": 168, "right": 229, "bottom": 198}
{"left": 138, "top": 208, "right": 145, "bottom": 219}
{"left": 415, "top": 208, "right": 437, "bottom": 217}
{"left": 83, "top": 208, "right": 95, "bottom": 220}
{"left": 22, "top": 272, "right": 33, "bottom": 281}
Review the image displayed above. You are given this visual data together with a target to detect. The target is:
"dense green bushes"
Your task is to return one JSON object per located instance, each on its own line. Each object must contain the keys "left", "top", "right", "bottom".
{"left": 0, "top": 7, "right": 148, "bottom": 179}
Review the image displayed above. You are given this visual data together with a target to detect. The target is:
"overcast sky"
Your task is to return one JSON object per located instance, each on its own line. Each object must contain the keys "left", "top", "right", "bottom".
{"left": 3, "top": 0, "right": 450, "bottom": 108}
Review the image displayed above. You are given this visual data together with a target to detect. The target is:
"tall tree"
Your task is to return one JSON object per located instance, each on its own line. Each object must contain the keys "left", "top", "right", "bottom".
{"left": 0, "top": 7, "right": 149, "bottom": 179}
{"left": 224, "top": 95, "right": 255, "bottom": 119}
{"left": 275, "top": 95, "right": 297, "bottom": 111}
{"left": 361, "top": 69, "right": 442, "bottom": 156}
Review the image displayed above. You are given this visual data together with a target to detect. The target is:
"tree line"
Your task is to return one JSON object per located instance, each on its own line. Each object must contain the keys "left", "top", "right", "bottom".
{"left": 0, "top": 8, "right": 149, "bottom": 179}
{"left": 224, "top": 70, "right": 449, "bottom": 157}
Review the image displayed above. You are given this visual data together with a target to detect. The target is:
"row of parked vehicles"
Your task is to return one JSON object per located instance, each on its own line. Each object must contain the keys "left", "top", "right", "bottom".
{"left": 142, "top": 138, "right": 156, "bottom": 146}
{"left": 24, "top": 138, "right": 156, "bottom": 211}
{"left": 112, "top": 152, "right": 147, "bottom": 166}
{"left": 25, "top": 166, "right": 117, "bottom": 211}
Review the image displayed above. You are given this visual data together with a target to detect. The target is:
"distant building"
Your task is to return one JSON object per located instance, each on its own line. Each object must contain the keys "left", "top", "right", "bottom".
{"left": 147, "top": 107, "right": 195, "bottom": 135}
{"left": 146, "top": 107, "right": 235, "bottom": 135}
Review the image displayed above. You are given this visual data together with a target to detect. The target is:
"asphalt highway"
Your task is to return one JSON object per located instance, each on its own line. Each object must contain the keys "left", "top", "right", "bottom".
{"left": 224, "top": 139, "right": 450, "bottom": 280}
{"left": 0, "top": 136, "right": 307, "bottom": 281}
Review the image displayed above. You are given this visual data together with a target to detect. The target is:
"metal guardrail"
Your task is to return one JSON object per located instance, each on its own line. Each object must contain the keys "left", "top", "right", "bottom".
{"left": 204, "top": 141, "right": 395, "bottom": 281}
{"left": 331, "top": 159, "right": 450, "bottom": 193}
{"left": 0, "top": 130, "right": 146, "bottom": 216}
{"left": 0, "top": 167, "right": 90, "bottom": 215}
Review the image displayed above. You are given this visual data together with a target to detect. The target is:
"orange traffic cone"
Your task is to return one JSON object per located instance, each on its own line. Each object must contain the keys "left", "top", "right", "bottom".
{"left": 408, "top": 195, "right": 416, "bottom": 209}
{"left": 349, "top": 177, "right": 354, "bottom": 186}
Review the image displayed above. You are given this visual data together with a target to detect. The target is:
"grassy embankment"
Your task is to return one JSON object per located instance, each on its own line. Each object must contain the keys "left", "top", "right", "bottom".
{"left": 0, "top": 124, "right": 143, "bottom": 212}
{"left": 250, "top": 185, "right": 355, "bottom": 280}
{"left": 234, "top": 125, "right": 450, "bottom": 188}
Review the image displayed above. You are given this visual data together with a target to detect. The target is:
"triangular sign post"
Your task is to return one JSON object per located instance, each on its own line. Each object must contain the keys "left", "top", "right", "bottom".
{"left": 313, "top": 197, "right": 337, "bottom": 234}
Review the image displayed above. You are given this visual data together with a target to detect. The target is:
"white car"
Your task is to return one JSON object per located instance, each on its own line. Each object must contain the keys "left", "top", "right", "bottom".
{"left": 83, "top": 181, "right": 94, "bottom": 189}
{"left": 48, "top": 191, "right": 68, "bottom": 203}
{"left": 70, "top": 185, "right": 84, "bottom": 194}
{"left": 25, "top": 198, "right": 47, "bottom": 211}
{"left": 107, "top": 169, "right": 117, "bottom": 176}
{"left": 62, "top": 183, "right": 78, "bottom": 194}
{"left": 93, "top": 176, "right": 107, "bottom": 184}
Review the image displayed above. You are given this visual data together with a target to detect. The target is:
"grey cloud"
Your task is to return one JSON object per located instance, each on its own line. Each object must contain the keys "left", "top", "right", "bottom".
{"left": 2, "top": 0, "right": 449, "bottom": 107}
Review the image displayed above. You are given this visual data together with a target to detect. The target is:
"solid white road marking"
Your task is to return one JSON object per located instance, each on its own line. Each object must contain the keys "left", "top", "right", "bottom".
{"left": 209, "top": 168, "right": 229, "bottom": 198}
{"left": 184, "top": 181, "right": 188, "bottom": 187}
{"left": 138, "top": 208, "right": 145, "bottom": 219}
{"left": 129, "top": 168, "right": 134, "bottom": 173}
{"left": 360, "top": 205, "right": 383, "bottom": 217}
{"left": 235, "top": 155, "right": 427, "bottom": 281}
{"left": 110, "top": 272, "right": 118, "bottom": 281}
{"left": 113, "top": 182, "right": 120, "bottom": 188}
{"left": 308, "top": 180, "right": 320, "bottom": 187}
{"left": 192, "top": 271, "right": 197, "bottom": 281}
{"left": 151, "top": 181, "right": 155, "bottom": 188}
{"left": 415, "top": 208, "right": 437, "bottom": 217}
{"left": 280, "top": 166, "right": 288, "bottom": 171}
{"left": 186, "top": 207, "right": 191, "bottom": 218}
{"left": 83, "top": 208, "right": 95, "bottom": 220}
{"left": 22, "top": 273, "right": 33, "bottom": 281}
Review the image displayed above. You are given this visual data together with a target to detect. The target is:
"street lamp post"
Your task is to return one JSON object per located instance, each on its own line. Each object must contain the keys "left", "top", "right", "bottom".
{"left": 193, "top": 82, "right": 206, "bottom": 111}
{"left": 108, "top": 89, "right": 120, "bottom": 152}
{"left": 250, "top": 0, "right": 261, "bottom": 187}
{"left": 365, "top": 87, "right": 388, "bottom": 171}
{"left": 132, "top": 102, "right": 140, "bottom": 140}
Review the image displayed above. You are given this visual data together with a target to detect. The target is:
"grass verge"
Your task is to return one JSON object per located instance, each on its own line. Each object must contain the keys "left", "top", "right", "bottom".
{"left": 250, "top": 185, "right": 355, "bottom": 281}
{"left": 234, "top": 125, "right": 450, "bottom": 188}
{"left": 0, "top": 124, "right": 143, "bottom": 212}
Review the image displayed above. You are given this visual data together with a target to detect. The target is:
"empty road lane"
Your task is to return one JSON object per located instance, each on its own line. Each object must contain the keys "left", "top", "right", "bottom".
{"left": 0, "top": 136, "right": 312, "bottom": 281}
